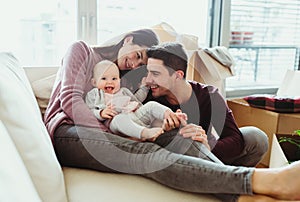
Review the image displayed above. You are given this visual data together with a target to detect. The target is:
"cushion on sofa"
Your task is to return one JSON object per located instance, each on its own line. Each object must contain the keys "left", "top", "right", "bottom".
{"left": 0, "top": 52, "right": 67, "bottom": 202}
{"left": 244, "top": 94, "right": 300, "bottom": 113}
{"left": 0, "top": 121, "right": 41, "bottom": 202}
{"left": 31, "top": 74, "right": 56, "bottom": 115}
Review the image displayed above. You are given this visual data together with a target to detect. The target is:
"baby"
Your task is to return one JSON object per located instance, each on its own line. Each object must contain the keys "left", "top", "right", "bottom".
{"left": 85, "top": 60, "right": 187, "bottom": 141}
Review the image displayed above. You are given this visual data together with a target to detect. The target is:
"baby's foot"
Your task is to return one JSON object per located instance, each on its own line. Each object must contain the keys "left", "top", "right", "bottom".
{"left": 141, "top": 127, "right": 164, "bottom": 141}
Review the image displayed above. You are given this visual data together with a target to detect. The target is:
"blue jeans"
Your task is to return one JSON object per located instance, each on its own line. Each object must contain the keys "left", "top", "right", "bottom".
{"left": 54, "top": 124, "right": 257, "bottom": 202}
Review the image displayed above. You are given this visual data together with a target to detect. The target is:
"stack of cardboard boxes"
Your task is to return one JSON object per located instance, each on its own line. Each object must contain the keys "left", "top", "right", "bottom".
{"left": 228, "top": 70, "right": 300, "bottom": 167}
{"left": 227, "top": 98, "right": 300, "bottom": 167}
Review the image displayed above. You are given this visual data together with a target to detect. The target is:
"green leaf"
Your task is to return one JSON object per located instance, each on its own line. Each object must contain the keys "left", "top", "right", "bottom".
{"left": 293, "top": 130, "right": 300, "bottom": 136}
{"left": 278, "top": 136, "right": 300, "bottom": 148}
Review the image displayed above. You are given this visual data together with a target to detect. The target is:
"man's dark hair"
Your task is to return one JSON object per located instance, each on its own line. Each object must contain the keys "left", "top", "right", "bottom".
{"left": 146, "top": 42, "right": 188, "bottom": 76}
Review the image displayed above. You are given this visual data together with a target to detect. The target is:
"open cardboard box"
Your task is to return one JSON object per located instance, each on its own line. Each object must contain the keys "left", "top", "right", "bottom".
{"left": 227, "top": 70, "right": 300, "bottom": 167}
{"left": 269, "top": 133, "right": 300, "bottom": 168}
{"left": 187, "top": 49, "right": 234, "bottom": 97}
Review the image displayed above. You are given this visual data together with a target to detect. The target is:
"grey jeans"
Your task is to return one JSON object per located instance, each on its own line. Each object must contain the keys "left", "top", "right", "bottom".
{"left": 224, "top": 126, "right": 269, "bottom": 167}
{"left": 54, "top": 124, "right": 258, "bottom": 202}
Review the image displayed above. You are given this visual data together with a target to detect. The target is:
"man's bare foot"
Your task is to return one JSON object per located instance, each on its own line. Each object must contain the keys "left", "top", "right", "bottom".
{"left": 141, "top": 127, "right": 164, "bottom": 141}
{"left": 253, "top": 161, "right": 300, "bottom": 200}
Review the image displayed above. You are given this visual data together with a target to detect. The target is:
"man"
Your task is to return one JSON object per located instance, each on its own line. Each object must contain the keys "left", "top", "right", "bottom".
{"left": 143, "top": 42, "right": 268, "bottom": 166}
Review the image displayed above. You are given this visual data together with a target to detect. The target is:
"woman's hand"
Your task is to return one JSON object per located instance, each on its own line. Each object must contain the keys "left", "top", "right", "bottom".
{"left": 179, "top": 124, "right": 211, "bottom": 150}
{"left": 100, "top": 105, "right": 118, "bottom": 119}
{"left": 140, "top": 77, "right": 147, "bottom": 86}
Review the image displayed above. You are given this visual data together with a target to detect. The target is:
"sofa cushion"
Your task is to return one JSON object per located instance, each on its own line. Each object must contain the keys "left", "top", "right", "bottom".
{"left": 0, "top": 121, "right": 41, "bottom": 202}
{"left": 31, "top": 74, "right": 56, "bottom": 115}
{"left": 63, "top": 167, "right": 220, "bottom": 202}
{"left": 0, "top": 52, "right": 67, "bottom": 202}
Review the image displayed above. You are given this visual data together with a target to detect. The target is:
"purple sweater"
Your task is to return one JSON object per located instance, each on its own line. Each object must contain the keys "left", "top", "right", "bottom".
{"left": 44, "top": 41, "right": 109, "bottom": 142}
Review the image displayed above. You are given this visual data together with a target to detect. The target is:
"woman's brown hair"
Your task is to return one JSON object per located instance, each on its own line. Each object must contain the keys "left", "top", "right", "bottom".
{"left": 93, "top": 29, "right": 159, "bottom": 63}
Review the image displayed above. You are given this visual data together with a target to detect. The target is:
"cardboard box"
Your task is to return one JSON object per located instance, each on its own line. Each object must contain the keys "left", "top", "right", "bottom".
{"left": 228, "top": 70, "right": 300, "bottom": 166}
{"left": 270, "top": 134, "right": 300, "bottom": 168}
{"left": 227, "top": 98, "right": 300, "bottom": 166}
{"left": 187, "top": 49, "right": 234, "bottom": 97}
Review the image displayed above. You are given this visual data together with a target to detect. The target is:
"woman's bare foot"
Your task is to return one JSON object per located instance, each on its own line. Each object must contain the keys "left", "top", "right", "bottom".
{"left": 253, "top": 161, "right": 300, "bottom": 200}
{"left": 141, "top": 127, "right": 164, "bottom": 141}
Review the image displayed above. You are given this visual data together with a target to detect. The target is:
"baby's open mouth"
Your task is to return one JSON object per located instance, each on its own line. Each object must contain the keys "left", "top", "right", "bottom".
{"left": 105, "top": 86, "right": 114, "bottom": 93}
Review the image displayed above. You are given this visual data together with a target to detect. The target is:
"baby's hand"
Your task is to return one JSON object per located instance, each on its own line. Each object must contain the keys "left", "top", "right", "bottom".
{"left": 100, "top": 105, "right": 118, "bottom": 119}
{"left": 175, "top": 109, "right": 188, "bottom": 126}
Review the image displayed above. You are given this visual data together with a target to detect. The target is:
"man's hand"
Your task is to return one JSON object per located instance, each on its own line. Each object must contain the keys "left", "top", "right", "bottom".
{"left": 175, "top": 109, "right": 187, "bottom": 125}
{"left": 162, "top": 109, "right": 210, "bottom": 150}
{"left": 162, "top": 109, "right": 188, "bottom": 131}
{"left": 179, "top": 124, "right": 211, "bottom": 150}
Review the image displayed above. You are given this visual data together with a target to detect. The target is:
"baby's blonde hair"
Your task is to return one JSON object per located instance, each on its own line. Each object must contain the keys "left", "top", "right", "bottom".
{"left": 93, "top": 60, "right": 120, "bottom": 80}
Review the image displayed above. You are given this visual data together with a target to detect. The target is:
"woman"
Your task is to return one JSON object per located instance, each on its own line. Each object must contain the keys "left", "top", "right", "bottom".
{"left": 44, "top": 29, "right": 159, "bottom": 141}
{"left": 44, "top": 29, "right": 300, "bottom": 202}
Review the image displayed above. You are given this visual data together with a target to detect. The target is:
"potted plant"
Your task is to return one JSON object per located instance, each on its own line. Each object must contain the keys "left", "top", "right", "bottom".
{"left": 278, "top": 130, "right": 300, "bottom": 163}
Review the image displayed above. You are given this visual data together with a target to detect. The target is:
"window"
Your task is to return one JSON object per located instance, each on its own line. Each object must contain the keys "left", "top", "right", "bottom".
{"left": 96, "top": 0, "right": 210, "bottom": 46}
{"left": 1, "top": 0, "right": 212, "bottom": 67}
{"left": 0, "top": 0, "right": 77, "bottom": 67}
{"left": 226, "top": 0, "right": 300, "bottom": 94}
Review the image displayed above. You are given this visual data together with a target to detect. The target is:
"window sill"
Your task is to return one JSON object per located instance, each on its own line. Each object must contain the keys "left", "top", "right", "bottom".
{"left": 226, "top": 86, "right": 278, "bottom": 99}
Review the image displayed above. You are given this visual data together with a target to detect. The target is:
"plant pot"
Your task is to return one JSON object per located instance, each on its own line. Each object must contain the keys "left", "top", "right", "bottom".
{"left": 277, "top": 134, "right": 300, "bottom": 163}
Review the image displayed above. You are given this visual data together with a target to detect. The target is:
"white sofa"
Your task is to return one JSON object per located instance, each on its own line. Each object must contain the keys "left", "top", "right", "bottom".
{"left": 0, "top": 52, "right": 221, "bottom": 202}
